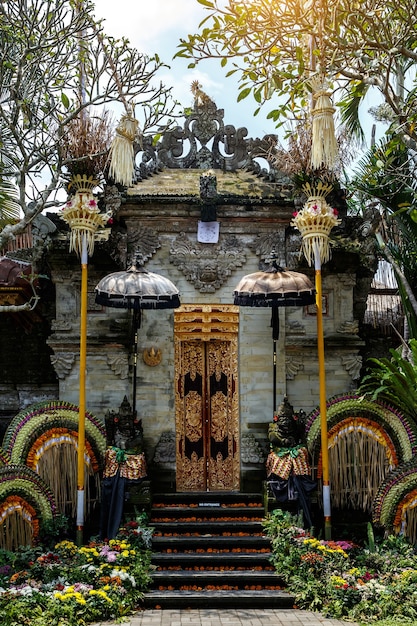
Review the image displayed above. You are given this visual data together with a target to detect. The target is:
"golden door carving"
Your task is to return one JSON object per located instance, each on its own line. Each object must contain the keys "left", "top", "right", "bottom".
{"left": 175, "top": 306, "right": 239, "bottom": 492}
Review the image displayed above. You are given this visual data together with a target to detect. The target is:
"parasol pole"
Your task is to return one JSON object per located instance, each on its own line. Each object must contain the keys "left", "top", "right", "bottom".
{"left": 76, "top": 235, "right": 88, "bottom": 546}
{"left": 271, "top": 307, "right": 279, "bottom": 413}
{"left": 131, "top": 308, "right": 142, "bottom": 418}
{"left": 314, "top": 243, "right": 331, "bottom": 539}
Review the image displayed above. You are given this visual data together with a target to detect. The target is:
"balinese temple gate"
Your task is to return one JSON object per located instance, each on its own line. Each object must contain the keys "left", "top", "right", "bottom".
{"left": 46, "top": 87, "right": 370, "bottom": 495}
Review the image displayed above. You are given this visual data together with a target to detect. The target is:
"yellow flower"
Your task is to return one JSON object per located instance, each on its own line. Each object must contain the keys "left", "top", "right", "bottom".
{"left": 89, "top": 589, "right": 113, "bottom": 604}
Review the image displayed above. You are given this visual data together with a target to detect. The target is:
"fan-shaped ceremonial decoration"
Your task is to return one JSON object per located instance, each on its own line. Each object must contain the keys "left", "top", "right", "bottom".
{"left": 373, "top": 459, "right": 417, "bottom": 544}
{"left": 0, "top": 465, "right": 56, "bottom": 550}
{"left": 305, "top": 394, "right": 417, "bottom": 514}
{"left": 3, "top": 401, "right": 106, "bottom": 518}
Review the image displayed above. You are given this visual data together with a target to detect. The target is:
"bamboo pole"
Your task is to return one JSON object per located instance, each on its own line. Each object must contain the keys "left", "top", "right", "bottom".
{"left": 314, "top": 245, "right": 331, "bottom": 539}
{"left": 76, "top": 235, "right": 88, "bottom": 546}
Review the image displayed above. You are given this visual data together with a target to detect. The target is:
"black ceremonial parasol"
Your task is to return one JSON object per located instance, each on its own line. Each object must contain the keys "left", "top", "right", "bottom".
{"left": 233, "top": 255, "right": 316, "bottom": 412}
{"left": 95, "top": 254, "right": 180, "bottom": 416}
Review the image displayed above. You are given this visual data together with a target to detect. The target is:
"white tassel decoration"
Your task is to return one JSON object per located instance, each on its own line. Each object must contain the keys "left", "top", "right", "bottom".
{"left": 108, "top": 114, "right": 139, "bottom": 187}
{"left": 310, "top": 79, "right": 338, "bottom": 170}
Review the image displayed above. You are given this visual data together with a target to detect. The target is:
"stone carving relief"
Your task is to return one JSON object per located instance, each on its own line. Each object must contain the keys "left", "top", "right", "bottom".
{"left": 342, "top": 355, "right": 362, "bottom": 381}
{"left": 107, "top": 353, "right": 129, "bottom": 379}
{"left": 50, "top": 352, "right": 75, "bottom": 380}
{"left": 102, "top": 184, "right": 122, "bottom": 216}
{"left": 127, "top": 226, "right": 161, "bottom": 267}
{"left": 170, "top": 232, "right": 246, "bottom": 293}
{"left": 249, "top": 231, "right": 287, "bottom": 267}
{"left": 337, "top": 320, "right": 359, "bottom": 335}
{"left": 285, "top": 356, "right": 304, "bottom": 380}
{"left": 241, "top": 433, "right": 266, "bottom": 464}
{"left": 134, "top": 83, "right": 280, "bottom": 179}
{"left": 153, "top": 431, "right": 176, "bottom": 465}
{"left": 286, "top": 320, "right": 306, "bottom": 335}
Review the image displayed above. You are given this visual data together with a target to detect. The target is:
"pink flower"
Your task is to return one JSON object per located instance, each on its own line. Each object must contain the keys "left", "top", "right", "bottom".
{"left": 88, "top": 199, "right": 97, "bottom": 207}
{"left": 333, "top": 207, "right": 339, "bottom": 216}
{"left": 292, "top": 211, "right": 298, "bottom": 217}
{"left": 107, "top": 217, "right": 114, "bottom": 225}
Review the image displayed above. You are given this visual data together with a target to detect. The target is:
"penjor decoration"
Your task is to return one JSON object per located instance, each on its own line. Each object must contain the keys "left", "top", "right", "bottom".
{"left": 61, "top": 174, "right": 112, "bottom": 256}
{"left": 292, "top": 180, "right": 340, "bottom": 540}
{"left": 291, "top": 181, "right": 341, "bottom": 266}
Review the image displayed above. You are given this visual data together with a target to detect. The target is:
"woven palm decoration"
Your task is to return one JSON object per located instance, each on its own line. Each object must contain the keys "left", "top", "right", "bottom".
{"left": 291, "top": 181, "right": 341, "bottom": 266}
{"left": 0, "top": 465, "right": 56, "bottom": 550}
{"left": 108, "top": 113, "right": 139, "bottom": 187}
{"left": 0, "top": 448, "right": 10, "bottom": 467}
{"left": 3, "top": 401, "right": 106, "bottom": 519}
{"left": 310, "top": 77, "right": 338, "bottom": 170}
{"left": 61, "top": 174, "right": 111, "bottom": 256}
{"left": 305, "top": 394, "right": 417, "bottom": 513}
{"left": 373, "top": 459, "right": 417, "bottom": 544}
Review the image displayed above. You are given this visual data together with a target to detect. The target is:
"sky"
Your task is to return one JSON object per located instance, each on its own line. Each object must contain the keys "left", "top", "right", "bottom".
{"left": 93, "top": 0, "right": 283, "bottom": 141}
{"left": 94, "top": 0, "right": 383, "bottom": 150}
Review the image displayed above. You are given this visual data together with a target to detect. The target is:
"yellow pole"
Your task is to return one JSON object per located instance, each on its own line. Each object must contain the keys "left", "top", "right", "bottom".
{"left": 76, "top": 235, "right": 88, "bottom": 546}
{"left": 315, "top": 250, "right": 331, "bottom": 539}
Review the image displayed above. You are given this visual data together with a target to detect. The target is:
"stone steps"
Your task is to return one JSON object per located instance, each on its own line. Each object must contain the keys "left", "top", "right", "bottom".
{"left": 142, "top": 492, "right": 295, "bottom": 610}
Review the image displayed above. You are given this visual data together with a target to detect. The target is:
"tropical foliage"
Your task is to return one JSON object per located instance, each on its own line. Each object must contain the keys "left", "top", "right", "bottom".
{"left": 264, "top": 509, "right": 417, "bottom": 624}
{"left": 350, "top": 137, "right": 417, "bottom": 335}
{"left": 178, "top": 0, "right": 417, "bottom": 142}
{"left": 358, "top": 339, "right": 417, "bottom": 421}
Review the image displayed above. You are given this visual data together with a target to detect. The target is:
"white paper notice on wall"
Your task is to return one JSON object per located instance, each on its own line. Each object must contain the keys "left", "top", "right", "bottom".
{"left": 197, "top": 220, "right": 220, "bottom": 243}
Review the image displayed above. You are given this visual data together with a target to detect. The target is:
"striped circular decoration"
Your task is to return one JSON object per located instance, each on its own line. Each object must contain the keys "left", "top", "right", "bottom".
{"left": 305, "top": 394, "right": 417, "bottom": 463}
{"left": 373, "top": 459, "right": 417, "bottom": 540}
{"left": 26, "top": 427, "right": 100, "bottom": 474}
{"left": 0, "top": 465, "right": 57, "bottom": 549}
{"left": 3, "top": 400, "right": 106, "bottom": 468}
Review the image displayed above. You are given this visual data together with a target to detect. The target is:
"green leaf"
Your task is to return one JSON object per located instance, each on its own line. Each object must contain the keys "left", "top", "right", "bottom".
{"left": 61, "top": 92, "right": 70, "bottom": 109}
{"left": 237, "top": 87, "right": 252, "bottom": 102}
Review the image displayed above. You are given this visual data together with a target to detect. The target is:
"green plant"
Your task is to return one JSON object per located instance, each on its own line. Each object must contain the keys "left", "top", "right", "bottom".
{"left": 359, "top": 339, "right": 417, "bottom": 420}
{"left": 263, "top": 510, "right": 417, "bottom": 624}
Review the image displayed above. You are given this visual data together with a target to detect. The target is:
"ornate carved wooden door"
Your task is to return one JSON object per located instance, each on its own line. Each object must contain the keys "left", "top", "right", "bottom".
{"left": 175, "top": 306, "right": 239, "bottom": 492}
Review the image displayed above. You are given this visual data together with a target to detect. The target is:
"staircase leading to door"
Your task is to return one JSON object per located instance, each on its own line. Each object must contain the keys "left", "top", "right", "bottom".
{"left": 142, "top": 492, "right": 295, "bottom": 609}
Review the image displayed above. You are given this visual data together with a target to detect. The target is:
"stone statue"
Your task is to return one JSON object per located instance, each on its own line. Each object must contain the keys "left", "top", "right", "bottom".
{"left": 268, "top": 396, "right": 306, "bottom": 449}
{"left": 105, "top": 395, "right": 144, "bottom": 454}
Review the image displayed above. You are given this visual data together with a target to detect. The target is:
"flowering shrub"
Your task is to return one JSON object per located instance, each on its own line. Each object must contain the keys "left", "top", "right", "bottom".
{"left": 0, "top": 519, "right": 153, "bottom": 626}
{"left": 264, "top": 509, "right": 417, "bottom": 623}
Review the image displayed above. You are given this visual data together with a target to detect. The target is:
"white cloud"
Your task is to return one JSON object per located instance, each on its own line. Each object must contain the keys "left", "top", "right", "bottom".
{"left": 95, "top": 0, "right": 205, "bottom": 52}
{"left": 93, "top": 0, "right": 278, "bottom": 138}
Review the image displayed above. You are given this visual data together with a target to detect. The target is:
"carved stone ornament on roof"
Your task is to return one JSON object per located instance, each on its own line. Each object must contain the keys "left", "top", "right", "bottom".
{"left": 133, "top": 87, "right": 279, "bottom": 178}
{"left": 127, "top": 226, "right": 161, "bottom": 267}
{"left": 170, "top": 232, "right": 246, "bottom": 293}
{"left": 249, "top": 231, "right": 287, "bottom": 267}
